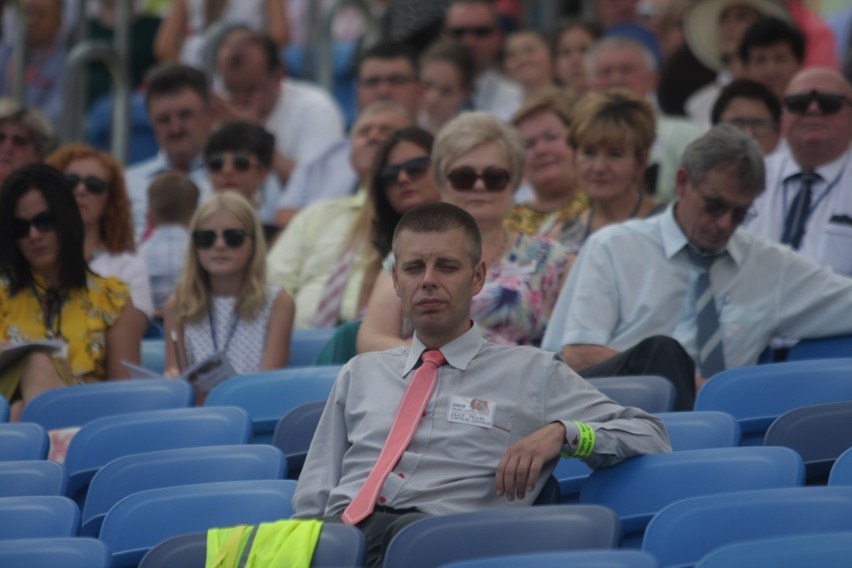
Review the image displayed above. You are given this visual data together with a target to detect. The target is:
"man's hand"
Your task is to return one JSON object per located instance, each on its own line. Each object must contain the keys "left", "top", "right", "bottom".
{"left": 495, "top": 422, "right": 566, "bottom": 501}
{"left": 211, "top": 91, "right": 263, "bottom": 125}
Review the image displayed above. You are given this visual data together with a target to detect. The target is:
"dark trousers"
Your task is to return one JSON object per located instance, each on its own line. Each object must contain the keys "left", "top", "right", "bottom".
{"left": 325, "top": 507, "right": 429, "bottom": 567}
{"left": 579, "top": 335, "right": 696, "bottom": 410}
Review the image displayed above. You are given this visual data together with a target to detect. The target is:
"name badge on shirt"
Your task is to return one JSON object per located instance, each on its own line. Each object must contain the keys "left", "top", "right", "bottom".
{"left": 447, "top": 395, "right": 495, "bottom": 429}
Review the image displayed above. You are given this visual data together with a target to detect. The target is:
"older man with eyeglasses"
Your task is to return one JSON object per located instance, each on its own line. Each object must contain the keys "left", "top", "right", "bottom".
{"left": 542, "top": 125, "right": 852, "bottom": 409}
{"left": 744, "top": 67, "right": 852, "bottom": 276}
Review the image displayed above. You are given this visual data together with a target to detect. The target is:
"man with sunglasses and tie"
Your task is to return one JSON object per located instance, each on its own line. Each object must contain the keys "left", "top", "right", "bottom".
{"left": 745, "top": 68, "right": 852, "bottom": 276}
{"left": 543, "top": 125, "right": 852, "bottom": 406}
{"left": 442, "top": 0, "right": 523, "bottom": 121}
{"left": 293, "top": 202, "right": 670, "bottom": 568}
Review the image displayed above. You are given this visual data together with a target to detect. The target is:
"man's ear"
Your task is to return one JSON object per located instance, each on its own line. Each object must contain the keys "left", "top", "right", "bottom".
{"left": 392, "top": 263, "right": 401, "bottom": 298}
{"left": 471, "top": 260, "right": 486, "bottom": 296}
{"left": 674, "top": 167, "right": 689, "bottom": 200}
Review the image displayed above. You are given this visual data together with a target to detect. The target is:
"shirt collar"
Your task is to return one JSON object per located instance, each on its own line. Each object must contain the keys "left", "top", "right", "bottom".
{"left": 783, "top": 148, "right": 850, "bottom": 183}
{"left": 663, "top": 203, "right": 744, "bottom": 266}
{"left": 403, "top": 323, "right": 484, "bottom": 376}
{"left": 150, "top": 152, "right": 206, "bottom": 177}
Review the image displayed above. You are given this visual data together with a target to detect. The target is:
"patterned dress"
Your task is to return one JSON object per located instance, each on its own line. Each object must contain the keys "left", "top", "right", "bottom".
{"left": 0, "top": 272, "right": 130, "bottom": 399}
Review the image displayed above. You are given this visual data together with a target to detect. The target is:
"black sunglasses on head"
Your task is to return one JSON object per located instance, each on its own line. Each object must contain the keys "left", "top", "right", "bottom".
{"left": 446, "top": 166, "right": 511, "bottom": 192}
{"left": 206, "top": 154, "right": 258, "bottom": 173}
{"left": 12, "top": 211, "right": 56, "bottom": 239}
{"left": 65, "top": 173, "right": 109, "bottom": 195}
{"left": 192, "top": 228, "right": 251, "bottom": 249}
{"left": 783, "top": 90, "right": 852, "bottom": 115}
{"left": 379, "top": 156, "right": 431, "bottom": 186}
{"left": 447, "top": 25, "right": 496, "bottom": 39}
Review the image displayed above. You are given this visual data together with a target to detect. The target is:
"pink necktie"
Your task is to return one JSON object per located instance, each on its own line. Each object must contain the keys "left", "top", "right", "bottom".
{"left": 341, "top": 350, "right": 446, "bottom": 525}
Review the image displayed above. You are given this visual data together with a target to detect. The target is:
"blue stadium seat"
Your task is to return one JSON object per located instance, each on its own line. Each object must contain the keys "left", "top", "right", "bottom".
{"left": 272, "top": 400, "right": 325, "bottom": 479}
{"left": 0, "top": 496, "right": 80, "bottom": 540}
{"left": 85, "top": 92, "right": 158, "bottom": 166}
{"left": 655, "top": 411, "right": 741, "bottom": 450}
{"left": 442, "top": 550, "right": 660, "bottom": 568}
{"left": 587, "top": 375, "right": 676, "bottom": 413}
{"left": 695, "top": 531, "right": 852, "bottom": 568}
{"left": 787, "top": 335, "right": 852, "bottom": 361}
{"left": 0, "top": 423, "right": 49, "bottom": 461}
{"left": 0, "top": 396, "right": 8, "bottom": 422}
{"left": 141, "top": 339, "right": 166, "bottom": 374}
{"left": 0, "top": 537, "right": 109, "bottom": 567}
{"left": 289, "top": 328, "right": 338, "bottom": 367}
{"left": 0, "top": 461, "right": 68, "bottom": 497}
{"left": 828, "top": 447, "right": 852, "bottom": 486}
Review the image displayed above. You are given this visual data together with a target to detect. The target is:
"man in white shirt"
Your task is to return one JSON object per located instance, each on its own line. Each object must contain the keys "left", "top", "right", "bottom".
{"left": 745, "top": 68, "right": 852, "bottom": 276}
{"left": 442, "top": 0, "right": 523, "bottom": 121}
{"left": 543, "top": 125, "right": 852, "bottom": 408}
{"left": 125, "top": 64, "right": 215, "bottom": 243}
{"left": 214, "top": 29, "right": 345, "bottom": 188}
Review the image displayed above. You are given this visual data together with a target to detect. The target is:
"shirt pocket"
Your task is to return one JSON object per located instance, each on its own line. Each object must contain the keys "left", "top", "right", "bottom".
{"left": 444, "top": 404, "right": 514, "bottom": 462}
{"left": 819, "top": 222, "right": 852, "bottom": 276}
{"left": 719, "top": 303, "right": 765, "bottom": 355}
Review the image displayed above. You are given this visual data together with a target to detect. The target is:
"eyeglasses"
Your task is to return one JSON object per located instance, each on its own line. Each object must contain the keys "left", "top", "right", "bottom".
{"left": 722, "top": 117, "right": 777, "bottom": 133}
{"left": 0, "top": 132, "right": 33, "bottom": 149}
{"left": 446, "top": 166, "right": 511, "bottom": 192}
{"left": 192, "top": 228, "right": 251, "bottom": 249}
{"left": 694, "top": 188, "right": 756, "bottom": 224}
{"left": 12, "top": 211, "right": 55, "bottom": 239}
{"left": 783, "top": 90, "right": 852, "bottom": 115}
{"left": 446, "top": 25, "right": 496, "bottom": 39}
{"left": 379, "top": 156, "right": 431, "bottom": 186}
{"left": 358, "top": 75, "right": 416, "bottom": 89}
{"left": 206, "top": 154, "right": 260, "bottom": 173}
{"left": 65, "top": 173, "right": 109, "bottom": 195}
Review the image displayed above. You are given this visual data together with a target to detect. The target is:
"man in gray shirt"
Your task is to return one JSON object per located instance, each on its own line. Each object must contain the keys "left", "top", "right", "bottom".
{"left": 292, "top": 202, "right": 671, "bottom": 567}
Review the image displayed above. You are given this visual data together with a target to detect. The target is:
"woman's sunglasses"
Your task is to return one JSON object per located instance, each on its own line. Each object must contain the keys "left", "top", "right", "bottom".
{"left": 379, "top": 156, "right": 431, "bottom": 186}
{"left": 446, "top": 166, "right": 511, "bottom": 192}
{"left": 12, "top": 211, "right": 56, "bottom": 239}
{"left": 783, "top": 90, "right": 852, "bottom": 115}
{"left": 206, "top": 154, "right": 260, "bottom": 173}
{"left": 65, "top": 174, "right": 109, "bottom": 195}
{"left": 192, "top": 228, "right": 251, "bottom": 249}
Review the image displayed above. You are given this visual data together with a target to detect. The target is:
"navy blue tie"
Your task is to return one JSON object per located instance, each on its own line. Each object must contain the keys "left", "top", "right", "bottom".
{"left": 687, "top": 248, "right": 725, "bottom": 378}
{"left": 782, "top": 171, "right": 822, "bottom": 250}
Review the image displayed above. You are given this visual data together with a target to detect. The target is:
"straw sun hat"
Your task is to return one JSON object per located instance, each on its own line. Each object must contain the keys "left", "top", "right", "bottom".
{"left": 684, "top": 0, "right": 791, "bottom": 71}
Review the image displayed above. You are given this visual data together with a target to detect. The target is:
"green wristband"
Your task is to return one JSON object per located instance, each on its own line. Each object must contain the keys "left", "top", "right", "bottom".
{"left": 573, "top": 421, "right": 595, "bottom": 458}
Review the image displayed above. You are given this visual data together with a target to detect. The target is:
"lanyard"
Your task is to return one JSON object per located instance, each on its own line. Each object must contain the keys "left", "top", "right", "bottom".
{"left": 31, "top": 283, "right": 64, "bottom": 340}
{"left": 781, "top": 154, "right": 848, "bottom": 223}
{"left": 208, "top": 302, "right": 240, "bottom": 352}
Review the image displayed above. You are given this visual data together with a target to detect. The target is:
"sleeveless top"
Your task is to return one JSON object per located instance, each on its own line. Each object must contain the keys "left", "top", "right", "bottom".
{"left": 184, "top": 285, "right": 280, "bottom": 376}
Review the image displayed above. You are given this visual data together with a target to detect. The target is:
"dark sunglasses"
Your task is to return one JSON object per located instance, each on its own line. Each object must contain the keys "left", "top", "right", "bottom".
{"left": 12, "top": 211, "right": 56, "bottom": 239}
{"left": 695, "top": 189, "right": 756, "bottom": 225}
{"left": 783, "top": 90, "right": 852, "bottom": 115}
{"left": 65, "top": 173, "right": 109, "bottom": 195}
{"left": 206, "top": 154, "right": 259, "bottom": 173}
{"left": 446, "top": 166, "right": 511, "bottom": 192}
{"left": 192, "top": 228, "right": 251, "bottom": 249}
{"left": 447, "top": 25, "right": 496, "bottom": 39}
{"left": 379, "top": 156, "right": 431, "bottom": 186}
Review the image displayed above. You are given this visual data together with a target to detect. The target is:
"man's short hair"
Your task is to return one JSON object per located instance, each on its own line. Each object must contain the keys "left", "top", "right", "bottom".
{"left": 219, "top": 29, "right": 282, "bottom": 75}
{"left": 0, "top": 98, "right": 54, "bottom": 158}
{"left": 511, "top": 86, "right": 580, "bottom": 129}
{"left": 738, "top": 17, "right": 805, "bottom": 65}
{"left": 711, "top": 78, "right": 781, "bottom": 128}
{"left": 355, "top": 41, "right": 419, "bottom": 80}
{"left": 147, "top": 172, "right": 200, "bottom": 225}
{"left": 144, "top": 63, "right": 210, "bottom": 107}
{"left": 585, "top": 36, "right": 658, "bottom": 79}
{"left": 393, "top": 202, "right": 482, "bottom": 265}
{"left": 204, "top": 121, "right": 275, "bottom": 168}
{"left": 432, "top": 111, "right": 525, "bottom": 191}
{"left": 420, "top": 40, "right": 477, "bottom": 93}
{"left": 680, "top": 124, "right": 766, "bottom": 195}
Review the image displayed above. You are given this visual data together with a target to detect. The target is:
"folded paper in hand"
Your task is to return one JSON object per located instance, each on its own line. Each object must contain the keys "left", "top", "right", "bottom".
{"left": 122, "top": 350, "right": 236, "bottom": 395}
{"left": 0, "top": 340, "right": 65, "bottom": 373}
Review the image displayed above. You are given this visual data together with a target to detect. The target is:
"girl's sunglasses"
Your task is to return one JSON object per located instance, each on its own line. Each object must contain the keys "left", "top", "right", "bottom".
{"left": 206, "top": 154, "right": 259, "bottom": 173}
{"left": 65, "top": 174, "right": 109, "bottom": 195}
{"left": 192, "top": 228, "right": 251, "bottom": 249}
{"left": 378, "top": 156, "right": 431, "bottom": 186}
{"left": 12, "top": 211, "right": 56, "bottom": 239}
{"left": 446, "top": 167, "right": 511, "bottom": 192}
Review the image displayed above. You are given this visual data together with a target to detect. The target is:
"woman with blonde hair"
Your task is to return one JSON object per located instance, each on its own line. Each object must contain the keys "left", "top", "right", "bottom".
{"left": 357, "top": 111, "right": 570, "bottom": 352}
{"left": 164, "top": 192, "right": 294, "bottom": 382}
{"left": 47, "top": 144, "right": 153, "bottom": 327}
{"left": 558, "top": 88, "right": 665, "bottom": 252}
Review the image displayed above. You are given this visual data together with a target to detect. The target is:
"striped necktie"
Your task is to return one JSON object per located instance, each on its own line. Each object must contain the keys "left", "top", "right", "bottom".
{"left": 686, "top": 248, "right": 726, "bottom": 378}
{"left": 782, "top": 171, "right": 822, "bottom": 250}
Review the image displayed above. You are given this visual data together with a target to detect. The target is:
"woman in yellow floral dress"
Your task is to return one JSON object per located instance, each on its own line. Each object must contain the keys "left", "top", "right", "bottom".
{"left": 0, "top": 164, "right": 144, "bottom": 421}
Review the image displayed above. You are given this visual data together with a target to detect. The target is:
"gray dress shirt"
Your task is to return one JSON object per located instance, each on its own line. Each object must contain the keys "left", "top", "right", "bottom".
{"left": 292, "top": 324, "right": 671, "bottom": 518}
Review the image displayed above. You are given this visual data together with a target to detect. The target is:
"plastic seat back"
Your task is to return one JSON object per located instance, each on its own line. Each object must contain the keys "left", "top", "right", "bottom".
{"left": 64, "top": 406, "right": 251, "bottom": 504}
{"left": 383, "top": 504, "right": 621, "bottom": 568}
{"left": 0, "top": 537, "right": 109, "bottom": 568}
{"left": 442, "top": 549, "right": 660, "bottom": 568}
{"left": 0, "top": 396, "right": 8, "bottom": 422}
{"left": 272, "top": 400, "right": 325, "bottom": 479}
{"left": 694, "top": 360, "right": 852, "bottom": 445}
{"left": 81, "top": 444, "right": 286, "bottom": 536}
{"left": 0, "top": 423, "right": 49, "bottom": 461}
{"left": 787, "top": 335, "right": 852, "bottom": 361}
{"left": 579, "top": 446, "right": 804, "bottom": 547}
{"left": 656, "top": 411, "right": 741, "bottom": 450}
{"left": 828, "top": 446, "right": 852, "bottom": 486}
{"left": 765, "top": 400, "right": 852, "bottom": 484}
{"left": 642, "top": 486, "right": 852, "bottom": 568}
{"left": 99, "top": 479, "right": 297, "bottom": 568}
{"left": 0, "top": 496, "right": 80, "bottom": 540}
{"left": 0, "top": 461, "right": 67, "bottom": 497}
{"left": 695, "top": 531, "right": 852, "bottom": 568}
{"left": 21, "top": 379, "right": 193, "bottom": 430}
{"left": 289, "top": 328, "right": 337, "bottom": 367}
{"left": 138, "top": 522, "right": 366, "bottom": 567}
{"left": 140, "top": 339, "right": 166, "bottom": 374}
{"left": 206, "top": 366, "right": 339, "bottom": 443}
{"left": 588, "top": 375, "right": 676, "bottom": 413}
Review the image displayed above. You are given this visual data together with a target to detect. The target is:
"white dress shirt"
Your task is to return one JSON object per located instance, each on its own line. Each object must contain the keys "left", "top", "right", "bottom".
{"left": 541, "top": 205, "right": 852, "bottom": 368}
